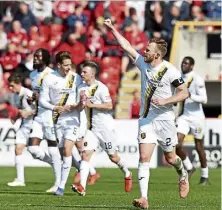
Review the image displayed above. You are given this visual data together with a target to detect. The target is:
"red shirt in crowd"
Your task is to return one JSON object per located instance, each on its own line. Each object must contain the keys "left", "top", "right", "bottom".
{"left": 0, "top": 52, "right": 21, "bottom": 71}
{"left": 7, "top": 30, "right": 28, "bottom": 47}
{"left": 53, "top": 1, "right": 76, "bottom": 19}
{"left": 56, "top": 41, "right": 86, "bottom": 65}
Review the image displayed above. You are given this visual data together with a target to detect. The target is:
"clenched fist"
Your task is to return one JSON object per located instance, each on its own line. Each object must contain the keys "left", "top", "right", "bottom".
{"left": 103, "top": 19, "right": 114, "bottom": 29}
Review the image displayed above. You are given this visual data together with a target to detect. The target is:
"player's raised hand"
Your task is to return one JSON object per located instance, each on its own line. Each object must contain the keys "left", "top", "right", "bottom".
{"left": 103, "top": 19, "right": 114, "bottom": 29}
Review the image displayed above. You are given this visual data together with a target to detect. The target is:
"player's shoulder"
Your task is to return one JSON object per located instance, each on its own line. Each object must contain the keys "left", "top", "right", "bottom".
{"left": 164, "top": 60, "right": 179, "bottom": 72}
{"left": 97, "top": 80, "right": 107, "bottom": 89}
{"left": 24, "top": 87, "right": 33, "bottom": 97}
{"left": 193, "top": 72, "right": 205, "bottom": 84}
{"left": 45, "top": 66, "right": 55, "bottom": 74}
{"left": 77, "top": 82, "right": 87, "bottom": 89}
{"left": 29, "top": 70, "right": 38, "bottom": 78}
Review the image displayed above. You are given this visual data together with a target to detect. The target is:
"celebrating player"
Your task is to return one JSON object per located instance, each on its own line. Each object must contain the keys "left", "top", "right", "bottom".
{"left": 28, "top": 48, "right": 61, "bottom": 193}
{"left": 7, "top": 73, "right": 34, "bottom": 187}
{"left": 39, "top": 51, "right": 84, "bottom": 196}
{"left": 176, "top": 56, "right": 208, "bottom": 184}
{"left": 104, "top": 19, "right": 189, "bottom": 209}
{"left": 71, "top": 61, "right": 133, "bottom": 196}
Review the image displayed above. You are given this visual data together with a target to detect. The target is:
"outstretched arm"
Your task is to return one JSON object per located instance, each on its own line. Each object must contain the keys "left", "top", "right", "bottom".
{"left": 103, "top": 19, "right": 138, "bottom": 61}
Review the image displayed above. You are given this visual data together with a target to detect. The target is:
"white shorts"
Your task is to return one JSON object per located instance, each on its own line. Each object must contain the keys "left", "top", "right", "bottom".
{"left": 176, "top": 116, "right": 205, "bottom": 139}
{"left": 16, "top": 125, "right": 31, "bottom": 145}
{"left": 55, "top": 120, "right": 79, "bottom": 148}
{"left": 83, "top": 128, "right": 117, "bottom": 154}
{"left": 29, "top": 120, "right": 56, "bottom": 141}
{"left": 78, "top": 122, "right": 87, "bottom": 140}
{"left": 138, "top": 119, "right": 178, "bottom": 152}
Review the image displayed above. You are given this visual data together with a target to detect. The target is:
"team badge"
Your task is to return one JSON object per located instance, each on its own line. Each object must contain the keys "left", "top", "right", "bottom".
{"left": 84, "top": 142, "right": 88, "bottom": 147}
{"left": 141, "top": 133, "right": 146, "bottom": 139}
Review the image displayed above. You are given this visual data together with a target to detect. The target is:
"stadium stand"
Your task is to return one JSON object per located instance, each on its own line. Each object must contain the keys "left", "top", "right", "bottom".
{"left": 0, "top": 0, "right": 221, "bottom": 119}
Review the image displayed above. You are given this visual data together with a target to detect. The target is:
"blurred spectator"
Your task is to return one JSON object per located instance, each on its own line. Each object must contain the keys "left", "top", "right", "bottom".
{"left": 122, "top": 7, "right": 138, "bottom": 32}
{"left": 0, "top": 79, "right": 18, "bottom": 119}
{"left": 205, "top": 1, "right": 221, "bottom": 20}
{"left": 144, "top": 1, "right": 165, "bottom": 39}
{"left": 162, "top": 1, "right": 191, "bottom": 41}
{"left": 125, "top": 0, "right": 145, "bottom": 31}
{"left": 101, "top": 21, "right": 122, "bottom": 57}
{"left": 7, "top": 20, "right": 28, "bottom": 54}
{"left": 129, "top": 89, "right": 141, "bottom": 119}
{"left": 191, "top": 5, "right": 209, "bottom": 21}
{"left": 66, "top": 4, "right": 88, "bottom": 30}
{"left": 87, "top": 27, "right": 104, "bottom": 58}
{"left": 29, "top": 0, "right": 52, "bottom": 22}
{"left": 13, "top": 2, "right": 38, "bottom": 35}
{"left": 56, "top": 32, "right": 85, "bottom": 65}
{"left": 0, "top": 22, "right": 8, "bottom": 53}
{"left": 0, "top": 43, "right": 21, "bottom": 72}
{"left": 53, "top": 1, "right": 75, "bottom": 21}
{"left": 94, "top": 1, "right": 125, "bottom": 26}
{"left": 122, "top": 21, "right": 147, "bottom": 73}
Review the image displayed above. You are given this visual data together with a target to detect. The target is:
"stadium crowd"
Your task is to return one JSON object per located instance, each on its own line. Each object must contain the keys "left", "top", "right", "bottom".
{"left": 0, "top": 0, "right": 221, "bottom": 118}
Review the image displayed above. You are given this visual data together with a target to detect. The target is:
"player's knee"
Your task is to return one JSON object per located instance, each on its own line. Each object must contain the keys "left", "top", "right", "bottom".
{"left": 164, "top": 153, "right": 176, "bottom": 165}
{"left": 15, "top": 146, "right": 23, "bottom": 155}
{"left": 108, "top": 153, "right": 119, "bottom": 163}
{"left": 139, "top": 153, "right": 149, "bottom": 162}
{"left": 82, "top": 151, "right": 90, "bottom": 161}
{"left": 28, "top": 146, "right": 41, "bottom": 159}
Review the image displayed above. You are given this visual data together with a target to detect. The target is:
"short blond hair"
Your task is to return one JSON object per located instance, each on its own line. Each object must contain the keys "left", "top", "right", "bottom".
{"left": 149, "top": 38, "right": 168, "bottom": 58}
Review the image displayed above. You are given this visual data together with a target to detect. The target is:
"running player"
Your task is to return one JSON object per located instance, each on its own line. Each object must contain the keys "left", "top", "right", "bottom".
{"left": 176, "top": 56, "right": 208, "bottom": 185}
{"left": 39, "top": 51, "right": 83, "bottom": 196}
{"left": 104, "top": 19, "right": 189, "bottom": 209}
{"left": 7, "top": 73, "right": 34, "bottom": 187}
{"left": 28, "top": 48, "right": 62, "bottom": 193}
{"left": 71, "top": 61, "right": 133, "bottom": 196}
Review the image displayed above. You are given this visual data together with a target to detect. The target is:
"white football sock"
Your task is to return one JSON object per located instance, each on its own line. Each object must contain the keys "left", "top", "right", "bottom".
{"left": 15, "top": 155, "right": 24, "bottom": 183}
{"left": 59, "top": 156, "right": 72, "bottom": 189}
{"left": 72, "top": 147, "right": 81, "bottom": 171}
{"left": 183, "top": 156, "right": 193, "bottom": 170}
{"left": 173, "top": 155, "right": 187, "bottom": 177}
{"left": 48, "top": 147, "right": 62, "bottom": 187}
{"left": 89, "top": 163, "right": 96, "bottom": 176}
{"left": 138, "top": 162, "right": 150, "bottom": 200}
{"left": 117, "top": 158, "right": 130, "bottom": 177}
{"left": 80, "top": 160, "right": 90, "bottom": 189}
{"left": 201, "top": 167, "right": 209, "bottom": 178}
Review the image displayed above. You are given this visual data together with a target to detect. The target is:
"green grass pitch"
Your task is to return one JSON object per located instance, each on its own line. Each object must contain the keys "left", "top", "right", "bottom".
{"left": 0, "top": 167, "right": 220, "bottom": 210}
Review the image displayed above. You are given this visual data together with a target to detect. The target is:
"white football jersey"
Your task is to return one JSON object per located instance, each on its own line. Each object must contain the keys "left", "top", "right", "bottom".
{"left": 77, "top": 80, "right": 114, "bottom": 130}
{"left": 29, "top": 66, "right": 54, "bottom": 124}
{"left": 14, "top": 86, "right": 34, "bottom": 126}
{"left": 39, "top": 71, "right": 82, "bottom": 123}
{"left": 134, "top": 53, "right": 184, "bottom": 120}
{"left": 177, "top": 71, "right": 207, "bottom": 119}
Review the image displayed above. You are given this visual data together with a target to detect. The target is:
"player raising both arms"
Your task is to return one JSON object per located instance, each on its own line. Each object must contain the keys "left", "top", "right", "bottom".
{"left": 104, "top": 19, "right": 189, "bottom": 209}
{"left": 71, "top": 61, "right": 133, "bottom": 196}
{"left": 7, "top": 73, "right": 35, "bottom": 187}
{"left": 176, "top": 56, "right": 209, "bottom": 185}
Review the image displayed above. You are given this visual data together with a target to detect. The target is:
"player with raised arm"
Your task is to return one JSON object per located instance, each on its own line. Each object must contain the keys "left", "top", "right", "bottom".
{"left": 176, "top": 56, "right": 208, "bottom": 185}
{"left": 39, "top": 51, "right": 84, "bottom": 196}
{"left": 71, "top": 61, "right": 133, "bottom": 196}
{"left": 104, "top": 19, "right": 189, "bottom": 209}
{"left": 7, "top": 73, "right": 35, "bottom": 187}
{"left": 28, "top": 48, "right": 62, "bottom": 193}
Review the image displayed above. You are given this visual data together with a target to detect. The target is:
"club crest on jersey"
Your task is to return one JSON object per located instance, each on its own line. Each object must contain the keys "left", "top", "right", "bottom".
{"left": 84, "top": 142, "right": 88, "bottom": 147}
{"left": 141, "top": 133, "right": 146, "bottom": 139}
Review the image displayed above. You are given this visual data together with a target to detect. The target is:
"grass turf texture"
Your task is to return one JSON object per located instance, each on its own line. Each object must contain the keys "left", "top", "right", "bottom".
{"left": 0, "top": 167, "right": 220, "bottom": 210}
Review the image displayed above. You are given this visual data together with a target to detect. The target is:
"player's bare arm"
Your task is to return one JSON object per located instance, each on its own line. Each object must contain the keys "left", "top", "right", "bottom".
{"left": 19, "top": 109, "right": 35, "bottom": 119}
{"left": 152, "top": 83, "right": 188, "bottom": 106}
{"left": 103, "top": 19, "right": 138, "bottom": 61}
{"left": 85, "top": 98, "right": 113, "bottom": 110}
